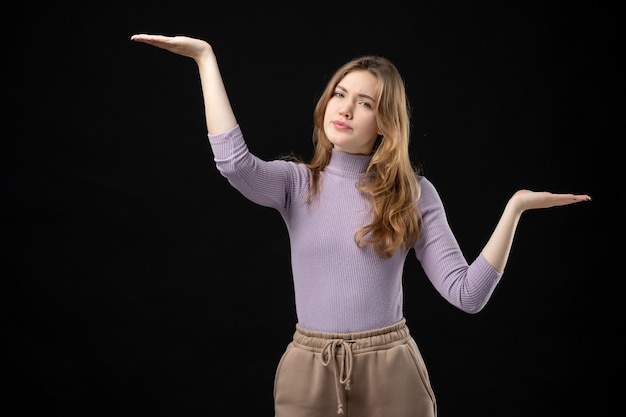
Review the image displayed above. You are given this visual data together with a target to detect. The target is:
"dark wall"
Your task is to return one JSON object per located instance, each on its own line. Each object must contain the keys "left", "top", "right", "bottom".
{"left": 5, "top": 3, "right": 619, "bottom": 416}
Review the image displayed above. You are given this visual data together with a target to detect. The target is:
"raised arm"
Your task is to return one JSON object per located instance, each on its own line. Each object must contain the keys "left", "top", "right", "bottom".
{"left": 481, "top": 189, "right": 591, "bottom": 273}
{"left": 130, "top": 34, "right": 237, "bottom": 135}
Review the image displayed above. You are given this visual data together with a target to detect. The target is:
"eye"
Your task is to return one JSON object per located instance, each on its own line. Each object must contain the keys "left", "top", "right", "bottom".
{"left": 333, "top": 91, "right": 344, "bottom": 98}
{"left": 359, "top": 101, "right": 372, "bottom": 108}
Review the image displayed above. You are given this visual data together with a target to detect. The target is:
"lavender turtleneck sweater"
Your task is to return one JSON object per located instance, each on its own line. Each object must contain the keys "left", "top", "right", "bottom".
{"left": 208, "top": 124, "right": 502, "bottom": 333}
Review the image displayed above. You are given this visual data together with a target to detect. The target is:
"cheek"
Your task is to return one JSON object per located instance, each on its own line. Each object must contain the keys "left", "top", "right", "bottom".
{"left": 323, "top": 107, "right": 332, "bottom": 123}
{"left": 360, "top": 114, "right": 379, "bottom": 135}
{"left": 324, "top": 100, "right": 337, "bottom": 119}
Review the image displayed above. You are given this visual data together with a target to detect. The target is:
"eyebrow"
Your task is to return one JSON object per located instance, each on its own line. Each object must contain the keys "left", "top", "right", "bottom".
{"left": 336, "top": 84, "right": 376, "bottom": 102}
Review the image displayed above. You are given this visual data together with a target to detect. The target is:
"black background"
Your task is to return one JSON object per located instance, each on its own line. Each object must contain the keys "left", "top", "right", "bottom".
{"left": 5, "top": 3, "right": 620, "bottom": 416}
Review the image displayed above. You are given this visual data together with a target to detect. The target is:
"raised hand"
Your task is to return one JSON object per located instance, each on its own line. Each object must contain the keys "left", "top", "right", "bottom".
{"left": 131, "top": 34, "right": 213, "bottom": 62}
{"left": 131, "top": 33, "right": 237, "bottom": 135}
{"left": 510, "top": 189, "right": 591, "bottom": 213}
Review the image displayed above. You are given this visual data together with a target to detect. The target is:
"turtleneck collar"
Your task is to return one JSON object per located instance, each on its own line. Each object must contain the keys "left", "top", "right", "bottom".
{"left": 325, "top": 149, "right": 372, "bottom": 177}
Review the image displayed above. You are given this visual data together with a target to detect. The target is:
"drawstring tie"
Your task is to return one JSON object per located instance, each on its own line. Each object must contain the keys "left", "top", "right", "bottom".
{"left": 321, "top": 339, "right": 354, "bottom": 415}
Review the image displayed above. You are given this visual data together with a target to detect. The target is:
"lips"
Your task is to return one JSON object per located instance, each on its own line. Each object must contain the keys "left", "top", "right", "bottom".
{"left": 332, "top": 120, "right": 350, "bottom": 130}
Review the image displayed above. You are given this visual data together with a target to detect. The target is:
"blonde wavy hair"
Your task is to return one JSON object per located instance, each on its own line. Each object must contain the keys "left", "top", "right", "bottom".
{"left": 289, "top": 55, "right": 422, "bottom": 258}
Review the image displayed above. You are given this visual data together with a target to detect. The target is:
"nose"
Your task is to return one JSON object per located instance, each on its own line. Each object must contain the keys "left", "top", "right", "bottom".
{"left": 339, "top": 108, "right": 352, "bottom": 119}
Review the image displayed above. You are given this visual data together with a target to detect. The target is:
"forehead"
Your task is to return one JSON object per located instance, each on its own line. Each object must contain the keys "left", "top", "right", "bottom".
{"left": 338, "top": 70, "right": 379, "bottom": 98}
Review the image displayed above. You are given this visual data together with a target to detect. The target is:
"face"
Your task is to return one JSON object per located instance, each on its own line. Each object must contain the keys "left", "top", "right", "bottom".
{"left": 323, "top": 70, "right": 381, "bottom": 155}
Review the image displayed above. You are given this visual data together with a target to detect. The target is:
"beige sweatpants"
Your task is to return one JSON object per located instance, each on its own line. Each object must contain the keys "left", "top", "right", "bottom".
{"left": 274, "top": 318, "right": 437, "bottom": 417}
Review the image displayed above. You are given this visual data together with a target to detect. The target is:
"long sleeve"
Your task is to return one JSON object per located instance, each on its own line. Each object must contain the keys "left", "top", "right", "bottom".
{"left": 208, "top": 124, "right": 310, "bottom": 212}
{"left": 414, "top": 178, "right": 502, "bottom": 313}
{"left": 208, "top": 124, "right": 502, "bottom": 332}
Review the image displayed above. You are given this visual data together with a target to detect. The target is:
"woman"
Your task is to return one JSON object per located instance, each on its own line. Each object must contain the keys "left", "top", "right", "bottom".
{"left": 130, "top": 34, "right": 590, "bottom": 417}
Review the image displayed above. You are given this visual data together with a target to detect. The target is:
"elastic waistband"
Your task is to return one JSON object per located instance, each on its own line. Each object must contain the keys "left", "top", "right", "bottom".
{"left": 293, "top": 319, "right": 411, "bottom": 415}
{"left": 293, "top": 318, "right": 410, "bottom": 353}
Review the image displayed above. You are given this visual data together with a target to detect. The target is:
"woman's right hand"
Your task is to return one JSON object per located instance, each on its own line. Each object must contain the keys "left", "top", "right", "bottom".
{"left": 130, "top": 34, "right": 213, "bottom": 62}
{"left": 131, "top": 33, "right": 237, "bottom": 135}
